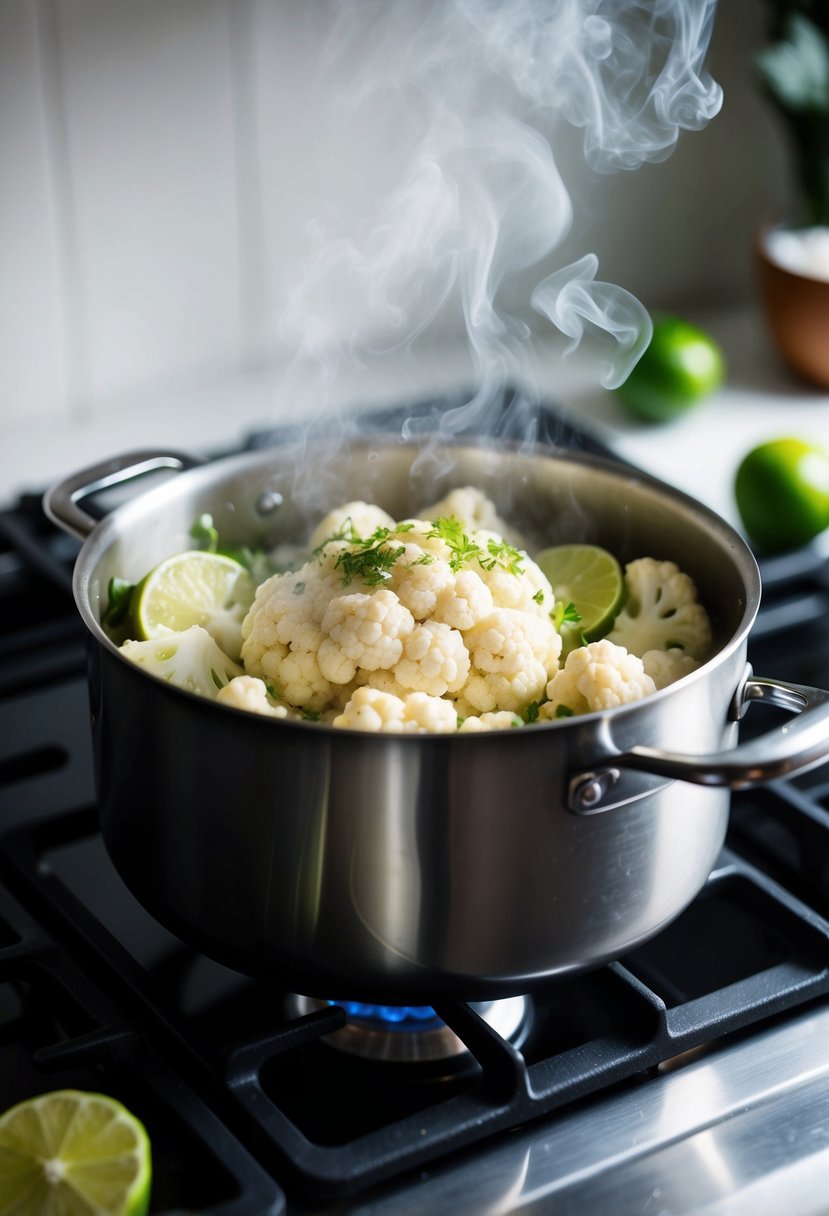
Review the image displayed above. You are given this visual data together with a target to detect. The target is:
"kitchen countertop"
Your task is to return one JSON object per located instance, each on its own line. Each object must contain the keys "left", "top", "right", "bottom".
{"left": 3, "top": 302, "right": 828, "bottom": 538}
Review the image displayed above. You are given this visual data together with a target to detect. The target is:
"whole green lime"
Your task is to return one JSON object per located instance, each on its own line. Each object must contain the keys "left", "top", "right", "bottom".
{"left": 735, "top": 437, "right": 829, "bottom": 554}
{"left": 615, "top": 315, "right": 725, "bottom": 422}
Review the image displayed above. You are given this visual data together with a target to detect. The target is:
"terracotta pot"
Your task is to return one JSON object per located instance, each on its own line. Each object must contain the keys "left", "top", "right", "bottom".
{"left": 756, "top": 225, "right": 829, "bottom": 388}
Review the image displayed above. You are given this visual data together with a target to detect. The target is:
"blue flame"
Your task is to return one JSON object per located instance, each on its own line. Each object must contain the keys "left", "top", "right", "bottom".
{"left": 329, "top": 1000, "right": 442, "bottom": 1028}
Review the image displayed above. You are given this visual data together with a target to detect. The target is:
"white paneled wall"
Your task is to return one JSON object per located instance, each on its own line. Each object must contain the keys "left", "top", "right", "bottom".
{"left": 1, "top": 0, "right": 791, "bottom": 454}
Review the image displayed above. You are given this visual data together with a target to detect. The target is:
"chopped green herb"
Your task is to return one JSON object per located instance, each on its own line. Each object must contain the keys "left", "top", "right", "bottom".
{"left": 510, "top": 714, "right": 523, "bottom": 728}
{"left": 523, "top": 700, "right": 541, "bottom": 723}
{"left": 103, "top": 576, "right": 135, "bottom": 628}
{"left": 336, "top": 542, "right": 407, "bottom": 587}
{"left": 456, "top": 714, "right": 465, "bottom": 729}
{"left": 552, "top": 600, "right": 582, "bottom": 629}
{"left": 555, "top": 704, "right": 575, "bottom": 718}
{"left": 190, "top": 513, "right": 219, "bottom": 552}
{"left": 426, "top": 516, "right": 483, "bottom": 572}
{"left": 532, "top": 589, "right": 544, "bottom": 604}
{"left": 480, "top": 538, "right": 525, "bottom": 575}
{"left": 302, "top": 708, "right": 321, "bottom": 722}
{"left": 311, "top": 518, "right": 360, "bottom": 560}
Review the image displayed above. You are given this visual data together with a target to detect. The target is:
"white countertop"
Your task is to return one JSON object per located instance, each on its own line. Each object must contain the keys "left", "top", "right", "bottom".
{"left": 4, "top": 302, "right": 828, "bottom": 539}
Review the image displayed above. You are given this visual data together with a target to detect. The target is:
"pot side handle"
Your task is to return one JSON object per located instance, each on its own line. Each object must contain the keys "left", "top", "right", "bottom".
{"left": 569, "top": 673, "right": 829, "bottom": 815}
{"left": 618, "top": 675, "right": 829, "bottom": 789}
{"left": 43, "top": 450, "right": 204, "bottom": 540}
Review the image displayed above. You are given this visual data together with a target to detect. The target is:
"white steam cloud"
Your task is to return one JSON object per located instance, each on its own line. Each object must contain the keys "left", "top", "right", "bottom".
{"left": 278, "top": 0, "right": 722, "bottom": 408}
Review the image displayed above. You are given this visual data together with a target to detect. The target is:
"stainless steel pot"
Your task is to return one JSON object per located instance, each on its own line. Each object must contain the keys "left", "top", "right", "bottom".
{"left": 45, "top": 437, "right": 829, "bottom": 1003}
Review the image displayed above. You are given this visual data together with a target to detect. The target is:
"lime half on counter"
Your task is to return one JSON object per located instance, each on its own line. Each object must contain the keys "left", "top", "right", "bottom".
{"left": 131, "top": 550, "right": 254, "bottom": 657}
{"left": 535, "top": 544, "right": 625, "bottom": 641}
{"left": 0, "top": 1089, "right": 152, "bottom": 1216}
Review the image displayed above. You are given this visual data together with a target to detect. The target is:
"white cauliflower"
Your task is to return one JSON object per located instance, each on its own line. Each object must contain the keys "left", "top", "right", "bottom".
{"left": 120, "top": 625, "right": 242, "bottom": 698}
{"left": 607, "top": 558, "right": 712, "bottom": 661}
{"left": 333, "top": 686, "right": 458, "bottom": 733}
{"left": 458, "top": 710, "right": 523, "bottom": 732}
{"left": 318, "top": 589, "right": 415, "bottom": 682}
{"left": 642, "top": 647, "right": 701, "bottom": 690}
{"left": 308, "top": 501, "right": 395, "bottom": 552}
{"left": 459, "top": 608, "right": 561, "bottom": 714}
{"left": 241, "top": 500, "right": 561, "bottom": 729}
{"left": 421, "top": 486, "right": 526, "bottom": 548}
{"left": 540, "top": 639, "right": 656, "bottom": 719}
{"left": 217, "top": 674, "right": 297, "bottom": 718}
{"left": 394, "top": 619, "right": 470, "bottom": 696}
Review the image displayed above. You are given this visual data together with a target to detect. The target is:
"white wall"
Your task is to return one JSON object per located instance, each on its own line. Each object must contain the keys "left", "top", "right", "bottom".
{"left": 0, "top": 0, "right": 791, "bottom": 438}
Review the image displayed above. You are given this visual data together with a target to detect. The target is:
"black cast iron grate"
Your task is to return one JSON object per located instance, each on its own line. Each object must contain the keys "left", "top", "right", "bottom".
{"left": 1, "top": 805, "right": 829, "bottom": 1200}
{"left": 0, "top": 876, "right": 285, "bottom": 1215}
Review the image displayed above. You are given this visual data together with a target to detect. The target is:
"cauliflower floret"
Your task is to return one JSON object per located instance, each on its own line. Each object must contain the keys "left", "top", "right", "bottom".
{"left": 120, "top": 625, "right": 242, "bottom": 698}
{"left": 307, "top": 501, "right": 395, "bottom": 551}
{"left": 461, "top": 609, "right": 561, "bottom": 713}
{"left": 217, "top": 674, "right": 296, "bottom": 718}
{"left": 241, "top": 564, "right": 342, "bottom": 710}
{"left": 393, "top": 619, "right": 470, "bottom": 696}
{"left": 318, "top": 589, "right": 415, "bottom": 683}
{"left": 472, "top": 535, "right": 554, "bottom": 617}
{"left": 333, "top": 686, "right": 457, "bottom": 733}
{"left": 540, "top": 639, "right": 656, "bottom": 718}
{"left": 432, "top": 568, "right": 494, "bottom": 630}
{"left": 458, "top": 710, "right": 523, "bottom": 732}
{"left": 387, "top": 543, "right": 456, "bottom": 619}
{"left": 421, "top": 486, "right": 526, "bottom": 547}
{"left": 607, "top": 558, "right": 712, "bottom": 661}
{"left": 642, "top": 647, "right": 702, "bottom": 690}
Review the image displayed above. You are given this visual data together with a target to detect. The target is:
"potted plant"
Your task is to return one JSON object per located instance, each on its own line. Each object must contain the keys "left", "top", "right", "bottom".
{"left": 754, "top": 2, "right": 829, "bottom": 385}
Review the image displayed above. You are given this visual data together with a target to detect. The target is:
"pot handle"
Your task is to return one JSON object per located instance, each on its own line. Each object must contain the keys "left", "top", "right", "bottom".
{"left": 570, "top": 672, "right": 829, "bottom": 814}
{"left": 43, "top": 450, "right": 204, "bottom": 540}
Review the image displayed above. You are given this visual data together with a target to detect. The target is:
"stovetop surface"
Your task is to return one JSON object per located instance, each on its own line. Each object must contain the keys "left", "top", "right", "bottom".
{"left": 2, "top": 393, "right": 829, "bottom": 1214}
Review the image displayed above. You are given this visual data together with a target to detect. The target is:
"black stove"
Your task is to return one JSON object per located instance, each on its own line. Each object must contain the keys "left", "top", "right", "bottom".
{"left": 2, "top": 398, "right": 829, "bottom": 1214}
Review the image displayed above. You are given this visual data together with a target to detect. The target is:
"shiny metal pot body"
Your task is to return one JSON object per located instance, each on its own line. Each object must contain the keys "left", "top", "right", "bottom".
{"left": 46, "top": 438, "right": 829, "bottom": 1002}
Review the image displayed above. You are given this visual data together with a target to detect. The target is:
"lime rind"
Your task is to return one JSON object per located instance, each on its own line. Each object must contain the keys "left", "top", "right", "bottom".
{"left": 535, "top": 544, "right": 625, "bottom": 641}
{"left": 130, "top": 550, "right": 255, "bottom": 660}
{"left": 0, "top": 1089, "right": 152, "bottom": 1216}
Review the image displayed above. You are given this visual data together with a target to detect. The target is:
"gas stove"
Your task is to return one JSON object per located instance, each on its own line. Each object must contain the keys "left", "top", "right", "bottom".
{"left": 2, "top": 396, "right": 829, "bottom": 1214}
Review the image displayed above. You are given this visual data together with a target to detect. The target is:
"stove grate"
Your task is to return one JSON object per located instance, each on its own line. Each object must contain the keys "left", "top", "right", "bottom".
{"left": 1, "top": 808, "right": 829, "bottom": 1199}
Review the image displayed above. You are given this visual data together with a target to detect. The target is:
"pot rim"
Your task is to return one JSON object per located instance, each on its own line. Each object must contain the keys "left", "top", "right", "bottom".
{"left": 70, "top": 434, "right": 762, "bottom": 738}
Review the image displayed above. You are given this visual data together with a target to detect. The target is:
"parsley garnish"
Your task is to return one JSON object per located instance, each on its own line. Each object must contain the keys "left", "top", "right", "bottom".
{"left": 336, "top": 541, "right": 407, "bottom": 587}
{"left": 523, "top": 700, "right": 542, "bottom": 723}
{"left": 302, "top": 708, "right": 321, "bottom": 722}
{"left": 532, "top": 589, "right": 544, "bottom": 604}
{"left": 426, "top": 517, "right": 524, "bottom": 575}
{"left": 555, "top": 705, "right": 575, "bottom": 718}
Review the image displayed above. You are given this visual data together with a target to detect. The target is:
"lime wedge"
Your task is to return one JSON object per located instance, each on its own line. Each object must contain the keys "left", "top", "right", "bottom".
{"left": 535, "top": 544, "right": 624, "bottom": 640}
{"left": 131, "top": 550, "right": 254, "bottom": 659}
{"left": 0, "top": 1089, "right": 151, "bottom": 1216}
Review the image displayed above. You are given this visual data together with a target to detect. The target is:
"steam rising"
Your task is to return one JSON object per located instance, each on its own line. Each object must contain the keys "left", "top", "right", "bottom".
{"left": 278, "top": 0, "right": 722, "bottom": 422}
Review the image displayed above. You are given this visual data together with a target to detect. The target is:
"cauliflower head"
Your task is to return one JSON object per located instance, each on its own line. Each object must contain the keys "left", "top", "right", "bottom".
{"left": 607, "top": 558, "right": 712, "bottom": 662}
{"left": 540, "top": 639, "right": 656, "bottom": 718}
{"left": 240, "top": 499, "right": 560, "bottom": 727}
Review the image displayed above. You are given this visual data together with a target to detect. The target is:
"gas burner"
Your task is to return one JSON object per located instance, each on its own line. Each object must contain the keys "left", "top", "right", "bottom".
{"left": 290, "top": 995, "right": 531, "bottom": 1062}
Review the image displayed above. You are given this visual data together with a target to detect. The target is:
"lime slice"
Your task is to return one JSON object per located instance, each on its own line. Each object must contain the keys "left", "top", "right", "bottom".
{"left": 131, "top": 550, "right": 255, "bottom": 658}
{"left": 535, "top": 544, "right": 624, "bottom": 640}
{"left": 0, "top": 1089, "right": 151, "bottom": 1216}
